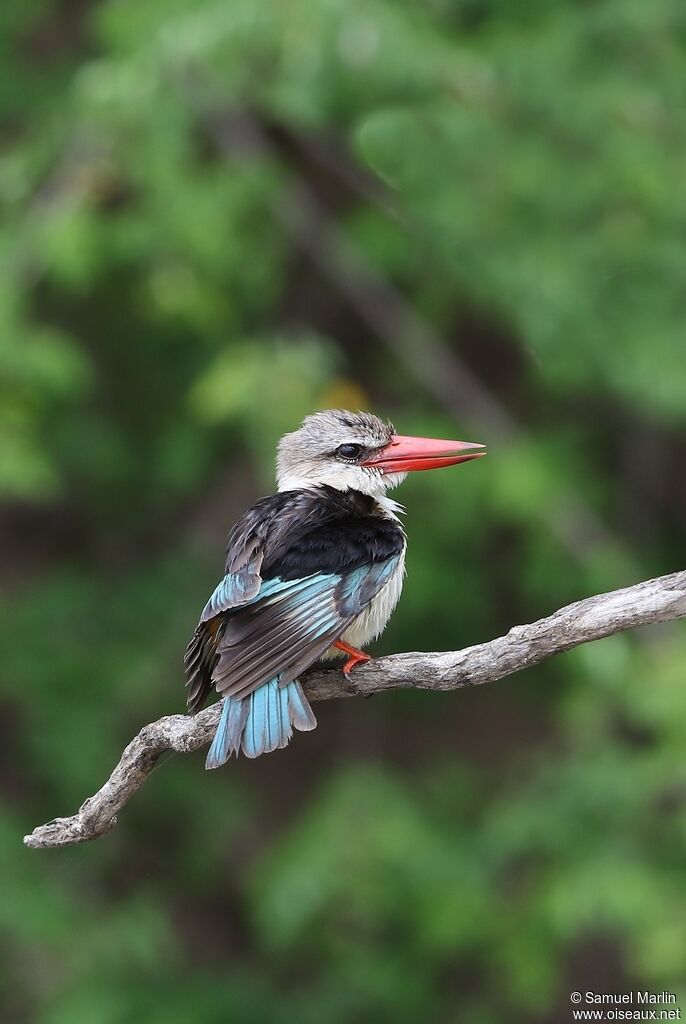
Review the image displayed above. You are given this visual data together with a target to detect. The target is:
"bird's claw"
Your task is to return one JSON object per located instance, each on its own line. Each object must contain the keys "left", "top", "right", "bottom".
{"left": 342, "top": 651, "right": 372, "bottom": 675}
{"left": 334, "top": 639, "right": 372, "bottom": 675}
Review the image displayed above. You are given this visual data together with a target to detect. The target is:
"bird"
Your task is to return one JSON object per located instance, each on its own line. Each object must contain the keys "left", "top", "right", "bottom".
{"left": 185, "top": 409, "right": 486, "bottom": 767}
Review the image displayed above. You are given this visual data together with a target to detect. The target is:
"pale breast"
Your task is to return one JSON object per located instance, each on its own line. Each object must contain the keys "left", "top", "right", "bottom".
{"left": 322, "top": 546, "right": 407, "bottom": 659}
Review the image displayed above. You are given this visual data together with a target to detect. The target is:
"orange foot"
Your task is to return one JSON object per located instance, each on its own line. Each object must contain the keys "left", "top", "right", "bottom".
{"left": 334, "top": 640, "right": 372, "bottom": 675}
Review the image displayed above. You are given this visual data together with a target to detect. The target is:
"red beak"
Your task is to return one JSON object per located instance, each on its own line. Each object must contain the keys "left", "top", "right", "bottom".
{"left": 362, "top": 434, "right": 487, "bottom": 474}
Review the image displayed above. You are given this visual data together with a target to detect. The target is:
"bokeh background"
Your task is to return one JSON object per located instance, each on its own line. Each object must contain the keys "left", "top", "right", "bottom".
{"left": 2, "top": 1, "right": 686, "bottom": 1021}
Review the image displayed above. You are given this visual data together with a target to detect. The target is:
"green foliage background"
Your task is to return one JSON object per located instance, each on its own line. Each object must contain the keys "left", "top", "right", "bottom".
{"left": 2, "top": 1, "right": 686, "bottom": 1021}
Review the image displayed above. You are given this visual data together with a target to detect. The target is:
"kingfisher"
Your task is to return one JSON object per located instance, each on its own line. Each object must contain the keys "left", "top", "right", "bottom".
{"left": 185, "top": 410, "right": 485, "bottom": 767}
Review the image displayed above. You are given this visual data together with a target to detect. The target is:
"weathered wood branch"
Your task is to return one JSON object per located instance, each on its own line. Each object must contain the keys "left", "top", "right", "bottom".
{"left": 24, "top": 570, "right": 686, "bottom": 850}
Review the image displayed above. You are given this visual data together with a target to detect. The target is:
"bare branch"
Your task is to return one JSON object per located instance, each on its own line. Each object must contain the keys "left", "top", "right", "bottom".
{"left": 24, "top": 570, "right": 686, "bottom": 850}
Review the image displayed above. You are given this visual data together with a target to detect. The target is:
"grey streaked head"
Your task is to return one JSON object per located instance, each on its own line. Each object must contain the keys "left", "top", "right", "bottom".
{"left": 277, "top": 409, "right": 403, "bottom": 495}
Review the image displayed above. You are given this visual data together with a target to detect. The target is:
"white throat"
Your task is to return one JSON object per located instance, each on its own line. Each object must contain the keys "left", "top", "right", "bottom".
{"left": 277, "top": 460, "right": 407, "bottom": 501}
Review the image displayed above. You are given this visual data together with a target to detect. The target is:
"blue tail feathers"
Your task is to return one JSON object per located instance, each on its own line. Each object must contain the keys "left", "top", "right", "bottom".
{"left": 205, "top": 696, "right": 248, "bottom": 769}
{"left": 205, "top": 678, "right": 316, "bottom": 768}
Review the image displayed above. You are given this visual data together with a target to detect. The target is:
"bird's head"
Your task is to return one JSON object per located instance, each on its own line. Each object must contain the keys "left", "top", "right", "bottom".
{"left": 276, "top": 409, "right": 486, "bottom": 497}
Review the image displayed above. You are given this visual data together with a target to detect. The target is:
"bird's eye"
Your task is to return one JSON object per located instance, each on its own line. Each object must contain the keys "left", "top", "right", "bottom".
{"left": 336, "top": 443, "right": 362, "bottom": 460}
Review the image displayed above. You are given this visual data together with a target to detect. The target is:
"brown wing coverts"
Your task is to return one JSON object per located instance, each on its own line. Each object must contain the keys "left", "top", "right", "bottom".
{"left": 212, "top": 575, "right": 351, "bottom": 701}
